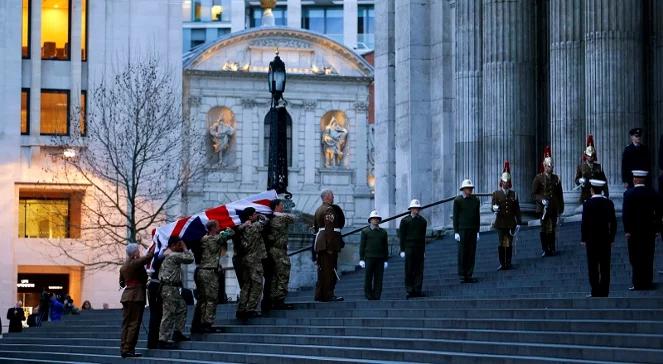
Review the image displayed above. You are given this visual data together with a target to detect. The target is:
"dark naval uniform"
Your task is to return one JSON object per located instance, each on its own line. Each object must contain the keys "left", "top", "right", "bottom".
{"left": 581, "top": 196, "right": 617, "bottom": 297}
{"left": 119, "top": 250, "right": 154, "bottom": 356}
{"left": 622, "top": 143, "right": 651, "bottom": 188}
{"left": 491, "top": 189, "right": 522, "bottom": 269}
{"left": 575, "top": 162, "right": 609, "bottom": 202}
{"left": 453, "top": 195, "right": 480, "bottom": 280}
{"left": 623, "top": 185, "right": 662, "bottom": 289}
{"left": 532, "top": 172, "right": 564, "bottom": 256}
{"left": 399, "top": 214, "right": 427, "bottom": 296}
{"left": 359, "top": 226, "right": 389, "bottom": 300}
{"left": 314, "top": 202, "right": 345, "bottom": 301}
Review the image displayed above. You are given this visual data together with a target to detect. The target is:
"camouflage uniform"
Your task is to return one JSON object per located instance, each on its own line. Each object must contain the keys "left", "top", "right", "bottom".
{"left": 158, "top": 250, "right": 194, "bottom": 342}
{"left": 195, "top": 230, "right": 232, "bottom": 327}
{"left": 267, "top": 213, "right": 295, "bottom": 303}
{"left": 237, "top": 219, "right": 267, "bottom": 314}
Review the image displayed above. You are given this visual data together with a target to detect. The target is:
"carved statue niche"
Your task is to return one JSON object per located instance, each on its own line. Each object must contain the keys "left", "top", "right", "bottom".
{"left": 320, "top": 111, "right": 349, "bottom": 168}
{"left": 207, "top": 106, "right": 236, "bottom": 166}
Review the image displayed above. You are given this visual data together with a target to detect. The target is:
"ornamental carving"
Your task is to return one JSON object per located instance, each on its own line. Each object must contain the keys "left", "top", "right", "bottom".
{"left": 207, "top": 107, "right": 236, "bottom": 166}
{"left": 320, "top": 111, "right": 349, "bottom": 168}
{"left": 353, "top": 101, "right": 368, "bottom": 112}
{"left": 249, "top": 38, "right": 312, "bottom": 50}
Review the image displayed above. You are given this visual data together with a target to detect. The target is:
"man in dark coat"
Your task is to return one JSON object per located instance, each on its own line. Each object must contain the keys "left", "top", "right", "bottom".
{"left": 399, "top": 199, "right": 428, "bottom": 297}
{"left": 623, "top": 170, "right": 662, "bottom": 290}
{"left": 491, "top": 161, "right": 522, "bottom": 270}
{"left": 6, "top": 301, "right": 25, "bottom": 333}
{"left": 119, "top": 243, "right": 154, "bottom": 358}
{"left": 581, "top": 179, "right": 617, "bottom": 297}
{"left": 313, "top": 189, "right": 345, "bottom": 302}
{"left": 622, "top": 128, "right": 651, "bottom": 189}
{"left": 147, "top": 251, "right": 165, "bottom": 349}
{"left": 359, "top": 210, "right": 389, "bottom": 300}
{"left": 454, "top": 179, "right": 481, "bottom": 283}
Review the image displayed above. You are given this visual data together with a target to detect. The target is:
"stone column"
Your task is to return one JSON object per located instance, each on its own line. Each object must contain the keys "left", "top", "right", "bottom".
{"left": 650, "top": 0, "right": 663, "bottom": 184}
{"left": 584, "top": 0, "right": 644, "bottom": 189}
{"left": 231, "top": 0, "right": 245, "bottom": 32}
{"left": 343, "top": 0, "right": 358, "bottom": 49}
{"left": 549, "top": 0, "right": 584, "bottom": 199}
{"left": 394, "top": 0, "right": 432, "bottom": 211}
{"left": 286, "top": 0, "right": 301, "bottom": 28}
{"left": 481, "top": 0, "right": 537, "bottom": 200}
{"left": 454, "top": 0, "right": 482, "bottom": 189}
{"left": 30, "top": 0, "right": 42, "bottom": 139}
{"left": 374, "top": 0, "right": 397, "bottom": 224}
{"left": 70, "top": 0, "right": 82, "bottom": 135}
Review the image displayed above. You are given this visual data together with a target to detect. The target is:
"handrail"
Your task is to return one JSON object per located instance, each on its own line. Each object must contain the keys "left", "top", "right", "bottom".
{"left": 287, "top": 193, "right": 492, "bottom": 257}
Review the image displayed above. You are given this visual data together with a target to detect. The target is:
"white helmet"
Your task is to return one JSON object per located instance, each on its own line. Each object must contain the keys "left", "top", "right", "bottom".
{"left": 459, "top": 179, "right": 475, "bottom": 191}
{"left": 368, "top": 210, "right": 382, "bottom": 223}
{"left": 408, "top": 199, "right": 422, "bottom": 209}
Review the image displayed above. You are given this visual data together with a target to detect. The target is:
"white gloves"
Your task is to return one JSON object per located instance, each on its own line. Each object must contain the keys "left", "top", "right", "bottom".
{"left": 384, "top": 262, "right": 388, "bottom": 269}
{"left": 578, "top": 177, "right": 586, "bottom": 186}
{"left": 492, "top": 204, "right": 500, "bottom": 213}
{"left": 476, "top": 232, "right": 480, "bottom": 241}
{"left": 399, "top": 251, "right": 405, "bottom": 258}
{"left": 454, "top": 233, "right": 461, "bottom": 242}
{"left": 359, "top": 260, "right": 366, "bottom": 269}
{"left": 542, "top": 199, "right": 549, "bottom": 206}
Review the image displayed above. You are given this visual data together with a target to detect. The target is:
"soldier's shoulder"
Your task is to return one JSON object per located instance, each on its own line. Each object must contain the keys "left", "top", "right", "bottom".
{"left": 453, "top": 195, "right": 463, "bottom": 202}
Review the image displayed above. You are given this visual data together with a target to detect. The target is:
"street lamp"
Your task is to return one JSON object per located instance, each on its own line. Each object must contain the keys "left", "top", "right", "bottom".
{"left": 266, "top": 50, "right": 294, "bottom": 210}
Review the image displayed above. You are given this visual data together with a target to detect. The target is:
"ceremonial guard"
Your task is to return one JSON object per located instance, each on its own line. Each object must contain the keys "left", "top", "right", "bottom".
{"left": 359, "top": 210, "right": 389, "bottom": 300}
{"left": 623, "top": 170, "right": 661, "bottom": 290}
{"left": 314, "top": 190, "right": 345, "bottom": 302}
{"left": 454, "top": 180, "right": 481, "bottom": 283}
{"left": 575, "top": 135, "right": 609, "bottom": 202}
{"left": 532, "top": 146, "right": 564, "bottom": 257}
{"left": 158, "top": 237, "right": 194, "bottom": 348}
{"left": 266, "top": 199, "right": 296, "bottom": 310}
{"left": 491, "top": 161, "right": 522, "bottom": 270}
{"left": 191, "top": 220, "right": 233, "bottom": 333}
{"left": 581, "top": 179, "right": 617, "bottom": 297}
{"left": 399, "top": 199, "right": 428, "bottom": 298}
{"left": 236, "top": 207, "right": 268, "bottom": 320}
{"left": 622, "top": 128, "right": 651, "bottom": 189}
{"left": 119, "top": 243, "right": 154, "bottom": 357}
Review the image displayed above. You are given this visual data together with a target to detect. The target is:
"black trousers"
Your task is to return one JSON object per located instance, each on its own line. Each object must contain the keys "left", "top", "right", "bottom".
{"left": 628, "top": 234, "right": 656, "bottom": 289}
{"left": 364, "top": 257, "right": 385, "bottom": 300}
{"left": 315, "top": 251, "right": 338, "bottom": 301}
{"left": 261, "top": 257, "right": 275, "bottom": 310}
{"left": 586, "top": 244, "right": 611, "bottom": 297}
{"left": 404, "top": 246, "right": 425, "bottom": 294}
{"left": 458, "top": 230, "right": 477, "bottom": 278}
{"left": 147, "top": 282, "right": 163, "bottom": 349}
{"left": 121, "top": 301, "right": 145, "bottom": 354}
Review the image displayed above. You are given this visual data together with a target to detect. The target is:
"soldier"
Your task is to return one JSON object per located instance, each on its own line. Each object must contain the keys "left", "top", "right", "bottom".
{"left": 236, "top": 207, "right": 268, "bottom": 320}
{"left": 622, "top": 128, "right": 651, "bottom": 189}
{"left": 191, "top": 220, "right": 234, "bottom": 334}
{"left": 266, "top": 199, "right": 296, "bottom": 310}
{"left": 314, "top": 189, "right": 345, "bottom": 302}
{"left": 575, "top": 135, "right": 609, "bottom": 203}
{"left": 581, "top": 179, "right": 617, "bottom": 297}
{"left": 119, "top": 243, "right": 154, "bottom": 358}
{"left": 623, "top": 170, "right": 662, "bottom": 290}
{"left": 491, "top": 161, "right": 522, "bottom": 271}
{"left": 454, "top": 179, "right": 481, "bottom": 283}
{"left": 158, "top": 237, "right": 194, "bottom": 348}
{"left": 146, "top": 252, "right": 164, "bottom": 349}
{"left": 399, "top": 199, "right": 428, "bottom": 298}
{"left": 359, "top": 210, "right": 389, "bottom": 300}
{"left": 532, "top": 146, "right": 564, "bottom": 257}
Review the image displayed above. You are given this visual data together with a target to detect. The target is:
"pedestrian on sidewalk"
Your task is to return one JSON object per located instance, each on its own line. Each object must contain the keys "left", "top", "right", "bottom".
{"left": 454, "top": 180, "right": 481, "bottom": 283}
{"left": 119, "top": 243, "right": 154, "bottom": 358}
{"left": 399, "top": 199, "right": 428, "bottom": 298}
{"left": 359, "top": 210, "right": 389, "bottom": 300}
{"left": 491, "top": 161, "right": 522, "bottom": 270}
{"left": 581, "top": 179, "right": 616, "bottom": 297}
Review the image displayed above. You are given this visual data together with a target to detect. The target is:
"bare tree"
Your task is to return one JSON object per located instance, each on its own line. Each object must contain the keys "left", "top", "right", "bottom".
{"left": 43, "top": 58, "right": 202, "bottom": 269}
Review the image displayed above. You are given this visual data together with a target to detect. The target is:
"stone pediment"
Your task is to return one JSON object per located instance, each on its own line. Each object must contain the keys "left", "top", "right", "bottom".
{"left": 183, "top": 27, "right": 373, "bottom": 78}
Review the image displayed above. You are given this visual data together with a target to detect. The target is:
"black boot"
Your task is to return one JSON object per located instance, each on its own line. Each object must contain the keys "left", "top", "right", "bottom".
{"left": 547, "top": 233, "right": 557, "bottom": 256}
{"left": 172, "top": 330, "right": 190, "bottom": 342}
{"left": 497, "top": 247, "right": 505, "bottom": 270}
{"left": 505, "top": 246, "right": 513, "bottom": 269}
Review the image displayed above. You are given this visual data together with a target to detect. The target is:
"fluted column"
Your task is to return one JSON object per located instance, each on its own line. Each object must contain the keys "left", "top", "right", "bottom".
{"left": 549, "top": 0, "right": 584, "bottom": 196}
{"left": 481, "top": 0, "right": 537, "bottom": 200}
{"left": 455, "top": 0, "right": 482, "bottom": 187}
{"left": 650, "top": 0, "right": 663, "bottom": 183}
{"left": 584, "top": 0, "right": 645, "bottom": 188}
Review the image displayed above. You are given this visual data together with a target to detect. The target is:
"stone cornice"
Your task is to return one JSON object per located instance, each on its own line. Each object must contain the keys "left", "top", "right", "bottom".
{"left": 184, "top": 69, "right": 373, "bottom": 84}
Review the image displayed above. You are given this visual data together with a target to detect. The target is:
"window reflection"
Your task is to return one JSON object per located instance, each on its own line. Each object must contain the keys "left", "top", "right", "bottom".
{"left": 18, "top": 198, "right": 70, "bottom": 239}
{"left": 302, "top": 6, "right": 343, "bottom": 44}
{"left": 82, "top": 0, "right": 87, "bottom": 61}
{"left": 250, "top": 6, "right": 287, "bottom": 27}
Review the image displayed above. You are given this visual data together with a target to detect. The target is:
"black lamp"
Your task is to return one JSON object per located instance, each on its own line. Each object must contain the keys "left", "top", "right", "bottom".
{"left": 268, "top": 50, "right": 286, "bottom": 105}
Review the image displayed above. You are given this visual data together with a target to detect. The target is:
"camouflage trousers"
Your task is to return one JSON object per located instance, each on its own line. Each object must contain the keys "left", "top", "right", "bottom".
{"left": 195, "top": 268, "right": 219, "bottom": 326}
{"left": 237, "top": 258, "right": 264, "bottom": 313}
{"left": 159, "top": 286, "right": 187, "bottom": 341}
{"left": 269, "top": 247, "right": 291, "bottom": 302}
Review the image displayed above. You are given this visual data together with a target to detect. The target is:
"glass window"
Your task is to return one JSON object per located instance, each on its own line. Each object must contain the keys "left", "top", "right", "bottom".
{"left": 218, "top": 28, "right": 230, "bottom": 38}
{"left": 190, "top": 28, "right": 206, "bottom": 49}
{"left": 40, "top": 90, "right": 69, "bottom": 135}
{"left": 249, "top": 6, "right": 287, "bottom": 27}
{"left": 302, "top": 6, "right": 343, "bottom": 44}
{"left": 211, "top": 0, "right": 231, "bottom": 22}
{"left": 18, "top": 198, "right": 70, "bottom": 238}
{"left": 264, "top": 118, "right": 292, "bottom": 167}
{"left": 21, "top": 89, "right": 30, "bottom": 135}
{"left": 81, "top": 0, "right": 87, "bottom": 61}
{"left": 79, "top": 91, "right": 86, "bottom": 136}
{"left": 192, "top": 0, "right": 202, "bottom": 21}
{"left": 22, "top": 0, "right": 30, "bottom": 58}
{"left": 41, "top": 0, "right": 71, "bottom": 61}
{"left": 358, "top": 5, "right": 374, "bottom": 49}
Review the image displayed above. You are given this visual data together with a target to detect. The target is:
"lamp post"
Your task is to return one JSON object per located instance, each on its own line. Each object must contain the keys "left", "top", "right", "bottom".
{"left": 266, "top": 50, "right": 294, "bottom": 210}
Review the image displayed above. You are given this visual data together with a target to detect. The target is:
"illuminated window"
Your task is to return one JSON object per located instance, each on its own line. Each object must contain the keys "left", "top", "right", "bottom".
{"left": 18, "top": 198, "right": 70, "bottom": 238}
{"left": 40, "top": 90, "right": 70, "bottom": 135}
{"left": 250, "top": 6, "right": 287, "bottom": 27}
{"left": 192, "top": 0, "right": 202, "bottom": 21}
{"left": 81, "top": 0, "right": 87, "bottom": 61}
{"left": 41, "top": 0, "right": 70, "bottom": 61}
{"left": 79, "top": 91, "right": 86, "bottom": 135}
{"left": 22, "top": 0, "right": 30, "bottom": 58}
{"left": 21, "top": 89, "right": 30, "bottom": 135}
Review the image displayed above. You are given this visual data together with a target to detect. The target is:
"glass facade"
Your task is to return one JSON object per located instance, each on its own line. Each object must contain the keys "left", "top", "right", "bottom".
{"left": 21, "top": 89, "right": 30, "bottom": 135}
{"left": 302, "top": 6, "right": 343, "bottom": 44}
{"left": 18, "top": 198, "right": 70, "bottom": 239}
{"left": 40, "top": 90, "right": 69, "bottom": 135}
{"left": 211, "top": 0, "right": 231, "bottom": 22}
{"left": 358, "top": 5, "right": 374, "bottom": 50}
{"left": 192, "top": 0, "right": 202, "bottom": 21}
{"left": 81, "top": 0, "right": 87, "bottom": 61}
{"left": 22, "top": 0, "right": 30, "bottom": 58}
{"left": 41, "top": 0, "right": 70, "bottom": 60}
{"left": 249, "top": 6, "right": 287, "bottom": 27}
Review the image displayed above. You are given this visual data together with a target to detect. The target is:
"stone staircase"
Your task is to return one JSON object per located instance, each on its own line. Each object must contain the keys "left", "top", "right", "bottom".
{"left": 1, "top": 221, "right": 662, "bottom": 363}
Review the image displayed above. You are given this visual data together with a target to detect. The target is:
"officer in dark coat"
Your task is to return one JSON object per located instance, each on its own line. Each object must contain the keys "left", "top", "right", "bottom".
{"left": 622, "top": 128, "right": 651, "bottom": 189}
{"left": 119, "top": 243, "right": 154, "bottom": 358}
{"left": 532, "top": 146, "right": 564, "bottom": 257}
{"left": 581, "top": 179, "right": 617, "bottom": 297}
{"left": 313, "top": 189, "right": 345, "bottom": 302}
{"left": 6, "top": 301, "right": 25, "bottom": 333}
{"left": 575, "top": 135, "right": 609, "bottom": 203}
{"left": 491, "top": 161, "right": 522, "bottom": 270}
{"left": 399, "top": 199, "right": 428, "bottom": 298}
{"left": 359, "top": 210, "right": 389, "bottom": 300}
{"left": 623, "top": 170, "right": 662, "bottom": 290}
{"left": 454, "top": 179, "right": 481, "bottom": 283}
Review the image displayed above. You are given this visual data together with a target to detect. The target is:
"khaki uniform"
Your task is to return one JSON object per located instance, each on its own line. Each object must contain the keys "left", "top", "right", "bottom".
{"left": 119, "top": 252, "right": 153, "bottom": 354}
{"left": 158, "top": 250, "right": 194, "bottom": 342}
{"left": 237, "top": 219, "right": 266, "bottom": 313}
{"left": 267, "top": 213, "right": 295, "bottom": 303}
{"left": 532, "top": 173, "right": 564, "bottom": 255}
{"left": 194, "top": 231, "right": 231, "bottom": 328}
{"left": 314, "top": 202, "right": 345, "bottom": 301}
{"left": 574, "top": 162, "right": 609, "bottom": 202}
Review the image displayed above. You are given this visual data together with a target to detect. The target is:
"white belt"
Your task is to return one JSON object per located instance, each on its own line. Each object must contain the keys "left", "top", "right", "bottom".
{"left": 318, "top": 228, "right": 341, "bottom": 232}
